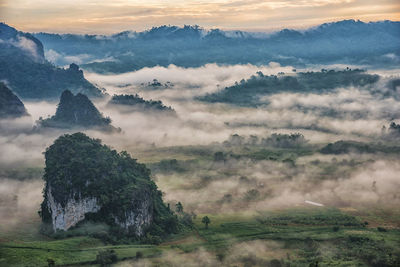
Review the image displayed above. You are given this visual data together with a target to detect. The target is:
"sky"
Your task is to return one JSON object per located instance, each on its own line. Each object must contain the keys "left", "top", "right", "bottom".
{"left": 0, "top": 0, "right": 399, "bottom": 34}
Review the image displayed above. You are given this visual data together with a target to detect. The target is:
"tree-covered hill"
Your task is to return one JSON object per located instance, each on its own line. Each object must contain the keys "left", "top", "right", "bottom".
{"left": 40, "top": 132, "right": 179, "bottom": 240}
{"left": 0, "top": 23, "right": 103, "bottom": 99}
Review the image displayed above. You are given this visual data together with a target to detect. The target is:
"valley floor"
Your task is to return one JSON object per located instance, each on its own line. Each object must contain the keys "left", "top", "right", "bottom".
{"left": 1, "top": 207, "right": 399, "bottom": 267}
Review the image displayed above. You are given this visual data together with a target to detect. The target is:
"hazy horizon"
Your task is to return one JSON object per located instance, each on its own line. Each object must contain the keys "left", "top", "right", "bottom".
{"left": 2, "top": 19, "right": 400, "bottom": 37}
{"left": 1, "top": 0, "right": 399, "bottom": 34}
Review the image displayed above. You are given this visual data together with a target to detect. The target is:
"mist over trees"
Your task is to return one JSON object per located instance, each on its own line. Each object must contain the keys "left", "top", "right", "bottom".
{"left": 222, "top": 133, "right": 309, "bottom": 149}
{"left": 108, "top": 94, "right": 175, "bottom": 114}
{"left": 199, "top": 69, "right": 380, "bottom": 106}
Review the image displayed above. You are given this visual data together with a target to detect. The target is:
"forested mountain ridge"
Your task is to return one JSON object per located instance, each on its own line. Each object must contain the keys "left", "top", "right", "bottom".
{"left": 0, "top": 23, "right": 103, "bottom": 99}
{"left": 33, "top": 20, "right": 400, "bottom": 73}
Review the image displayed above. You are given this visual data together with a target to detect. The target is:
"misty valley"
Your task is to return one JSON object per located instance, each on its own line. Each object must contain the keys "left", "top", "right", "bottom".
{"left": 0, "top": 20, "right": 400, "bottom": 267}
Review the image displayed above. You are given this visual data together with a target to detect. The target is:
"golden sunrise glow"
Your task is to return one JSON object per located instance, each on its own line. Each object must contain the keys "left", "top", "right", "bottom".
{"left": 1, "top": 0, "right": 399, "bottom": 33}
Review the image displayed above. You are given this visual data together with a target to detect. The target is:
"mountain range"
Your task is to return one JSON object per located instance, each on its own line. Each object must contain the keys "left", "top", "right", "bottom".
{"left": 33, "top": 20, "right": 400, "bottom": 73}
{"left": 0, "top": 23, "right": 103, "bottom": 99}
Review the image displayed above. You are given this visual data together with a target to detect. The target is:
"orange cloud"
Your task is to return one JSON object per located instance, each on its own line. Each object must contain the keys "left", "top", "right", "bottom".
{"left": 1, "top": 0, "right": 399, "bottom": 33}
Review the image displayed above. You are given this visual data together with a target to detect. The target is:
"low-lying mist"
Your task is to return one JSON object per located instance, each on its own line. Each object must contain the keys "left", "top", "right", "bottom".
{"left": 157, "top": 156, "right": 400, "bottom": 215}
{"left": 1, "top": 63, "right": 400, "bottom": 235}
{"left": 0, "top": 178, "right": 43, "bottom": 233}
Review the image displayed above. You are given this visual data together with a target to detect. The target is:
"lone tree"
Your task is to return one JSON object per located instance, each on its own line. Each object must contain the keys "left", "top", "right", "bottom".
{"left": 96, "top": 250, "right": 117, "bottom": 266}
{"left": 136, "top": 251, "right": 143, "bottom": 259}
{"left": 213, "top": 151, "right": 225, "bottom": 162}
{"left": 175, "top": 202, "right": 183, "bottom": 213}
{"left": 202, "top": 216, "right": 211, "bottom": 229}
{"left": 47, "top": 259, "right": 55, "bottom": 267}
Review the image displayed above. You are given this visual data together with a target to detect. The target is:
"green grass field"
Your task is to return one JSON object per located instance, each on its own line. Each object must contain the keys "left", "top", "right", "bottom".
{"left": 0, "top": 236, "right": 159, "bottom": 267}
{"left": 1, "top": 207, "right": 399, "bottom": 267}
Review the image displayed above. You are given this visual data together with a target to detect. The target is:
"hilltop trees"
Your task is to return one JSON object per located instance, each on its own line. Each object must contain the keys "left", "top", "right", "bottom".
{"left": 108, "top": 94, "right": 175, "bottom": 114}
{"left": 175, "top": 202, "right": 183, "bottom": 213}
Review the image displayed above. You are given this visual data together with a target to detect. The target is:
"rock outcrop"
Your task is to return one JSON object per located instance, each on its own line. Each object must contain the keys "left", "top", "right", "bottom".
{"left": 44, "top": 185, "right": 154, "bottom": 235}
{"left": 40, "top": 133, "right": 177, "bottom": 238}
{"left": 46, "top": 186, "right": 101, "bottom": 231}
{"left": 0, "top": 82, "right": 29, "bottom": 118}
{"left": 111, "top": 189, "right": 153, "bottom": 236}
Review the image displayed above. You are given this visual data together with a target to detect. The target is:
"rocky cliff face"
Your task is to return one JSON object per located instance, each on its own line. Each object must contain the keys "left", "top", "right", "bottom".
{"left": 112, "top": 190, "right": 153, "bottom": 236}
{"left": 40, "top": 133, "right": 176, "bottom": 238}
{"left": 46, "top": 186, "right": 101, "bottom": 232}
{"left": 44, "top": 184, "right": 153, "bottom": 236}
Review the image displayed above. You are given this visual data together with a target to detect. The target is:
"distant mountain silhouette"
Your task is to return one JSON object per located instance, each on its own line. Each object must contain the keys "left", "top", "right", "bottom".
{"left": 0, "top": 82, "right": 29, "bottom": 118}
{"left": 38, "top": 90, "right": 115, "bottom": 131}
{"left": 33, "top": 20, "right": 400, "bottom": 73}
{"left": 0, "top": 23, "right": 103, "bottom": 99}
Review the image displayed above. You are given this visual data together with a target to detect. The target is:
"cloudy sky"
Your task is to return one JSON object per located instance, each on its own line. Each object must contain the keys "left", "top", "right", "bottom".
{"left": 0, "top": 0, "right": 399, "bottom": 34}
